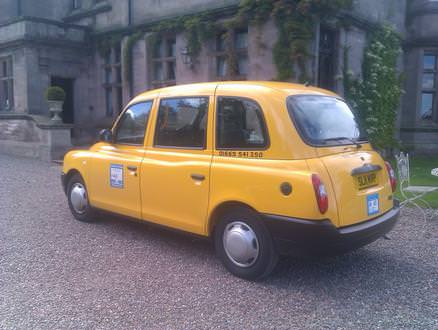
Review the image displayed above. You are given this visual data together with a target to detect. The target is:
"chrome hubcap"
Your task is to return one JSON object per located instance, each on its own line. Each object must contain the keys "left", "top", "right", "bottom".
{"left": 223, "top": 221, "right": 259, "bottom": 268}
{"left": 70, "top": 183, "right": 88, "bottom": 214}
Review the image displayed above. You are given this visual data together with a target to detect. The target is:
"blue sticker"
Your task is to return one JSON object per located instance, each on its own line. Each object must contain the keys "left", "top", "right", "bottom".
{"left": 110, "top": 164, "right": 124, "bottom": 188}
{"left": 367, "top": 193, "right": 379, "bottom": 216}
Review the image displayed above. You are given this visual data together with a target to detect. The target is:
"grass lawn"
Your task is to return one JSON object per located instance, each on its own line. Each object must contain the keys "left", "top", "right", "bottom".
{"left": 392, "top": 157, "right": 438, "bottom": 208}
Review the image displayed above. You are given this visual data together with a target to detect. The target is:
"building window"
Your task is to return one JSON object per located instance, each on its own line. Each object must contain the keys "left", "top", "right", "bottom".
{"left": 150, "top": 37, "right": 176, "bottom": 89}
{"left": 420, "top": 54, "right": 437, "bottom": 121}
{"left": 102, "top": 46, "right": 123, "bottom": 117}
{"left": 214, "top": 28, "right": 248, "bottom": 80}
{"left": 0, "top": 57, "right": 13, "bottom": 112}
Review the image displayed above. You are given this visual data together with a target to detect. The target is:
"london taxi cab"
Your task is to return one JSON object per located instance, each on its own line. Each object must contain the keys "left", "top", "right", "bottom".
{"left": 62, "top": 82, "right": 400, "bottom": 280}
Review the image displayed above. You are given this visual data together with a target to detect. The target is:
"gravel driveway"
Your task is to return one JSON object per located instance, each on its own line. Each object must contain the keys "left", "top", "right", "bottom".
{"left": 0, "top": 154, "right": 437, "bottom": 329}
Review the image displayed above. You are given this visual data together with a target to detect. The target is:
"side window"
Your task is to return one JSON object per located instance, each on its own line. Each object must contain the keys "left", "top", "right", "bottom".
{"left": 155, "top": 97, "right": 209, "bottom": 148}
{"left": 114, "top": 101, "right": 153, "bottom": 145}
{"left": 217, "top": 97, "right": 268, "bottom": 149}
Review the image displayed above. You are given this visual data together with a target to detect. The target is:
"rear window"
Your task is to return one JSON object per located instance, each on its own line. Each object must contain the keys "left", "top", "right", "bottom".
{"left": 155, "top": 97, "right": 208, "bottom": 149}
{"left": 287, "top": 95, "right": 367, "bottom": 146}
{"left": 216, "top": 97, "right": 268, "bottom": 149}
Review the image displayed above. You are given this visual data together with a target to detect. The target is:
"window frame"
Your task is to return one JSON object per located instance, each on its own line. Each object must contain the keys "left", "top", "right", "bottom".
{"left": 112, "top": 100, "right": 154, "bottom": 146}
{"left": 215, "top": 96, "right": 270, "bottom": 151}
{"left": 419, "top": 52, "right": 438, "bottom": 122}
{"left": 0, "top": 56, "right": 14, "bottom": 112}
{"left": 153, "top": 96, "right": 210, "bottom": 150}
{"left": 212, "top": 28, "right": 249, "bottom": 81}
{"left": 150, "top": 36, "right": 177, "bottom": 89}
{"left": 102, "top": 45, "right": 123, "bottom": 118}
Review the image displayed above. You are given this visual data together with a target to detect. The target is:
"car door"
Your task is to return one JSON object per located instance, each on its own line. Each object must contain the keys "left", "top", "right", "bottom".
{"left": 140, "top": 95, "right": 213, "bottom": 235}
{"left": 88, "top": 101, "right": 154, "bottom": 219}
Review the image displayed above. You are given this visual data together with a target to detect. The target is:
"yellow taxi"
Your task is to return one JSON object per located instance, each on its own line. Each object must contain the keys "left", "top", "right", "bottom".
{"left": 62, "top": 82, "right": 400, "bottom": 279}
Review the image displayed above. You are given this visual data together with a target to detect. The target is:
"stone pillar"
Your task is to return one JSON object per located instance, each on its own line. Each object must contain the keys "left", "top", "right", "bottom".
{"left": 38, "top": 123, "right": 73, "bottom": 161}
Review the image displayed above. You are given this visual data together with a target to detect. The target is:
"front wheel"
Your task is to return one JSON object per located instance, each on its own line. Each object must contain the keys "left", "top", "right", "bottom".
{"left": 214, "top": 208, "right": 278, "bottom": 280}
{"left": 67, "top": 173, "right": 95, "bottom": 223}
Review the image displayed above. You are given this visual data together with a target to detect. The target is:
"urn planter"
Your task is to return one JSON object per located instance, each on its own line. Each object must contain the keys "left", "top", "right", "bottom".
{"left": 48, "top": 100, "right": 64, "bottom": 123}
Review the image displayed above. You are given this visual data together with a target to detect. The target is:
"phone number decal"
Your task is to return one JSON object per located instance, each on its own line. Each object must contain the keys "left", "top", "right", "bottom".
{"left": 218, "top": 151, "right": 264, "bottom": 158}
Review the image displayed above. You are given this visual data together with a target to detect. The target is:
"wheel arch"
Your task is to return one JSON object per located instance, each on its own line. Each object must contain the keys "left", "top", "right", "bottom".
{"left": 207, "top": 201, "right": 259, "bottom": 237}
{"left": 62, "top": 169, "right": 83, "bottom": 193}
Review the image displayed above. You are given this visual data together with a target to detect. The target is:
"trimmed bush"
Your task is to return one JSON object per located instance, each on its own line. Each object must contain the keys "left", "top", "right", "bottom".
{"left": 45, "top": 86, "right": 66, "bottom": 102}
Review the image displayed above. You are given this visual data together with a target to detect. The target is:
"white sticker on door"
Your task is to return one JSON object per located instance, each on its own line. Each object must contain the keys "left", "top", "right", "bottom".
{"left": 110, "top": 164, "right": 124, "bottom": 188}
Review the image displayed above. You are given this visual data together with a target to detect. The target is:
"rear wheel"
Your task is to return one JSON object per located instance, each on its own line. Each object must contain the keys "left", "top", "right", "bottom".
{"left": 214, "top": 207, "right": 278, "bottom": 280}
{"left": 67, "top": 173, "right": 95, "bottom": 223}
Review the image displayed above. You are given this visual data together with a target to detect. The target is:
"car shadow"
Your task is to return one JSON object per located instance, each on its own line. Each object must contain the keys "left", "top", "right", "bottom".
{"left": 93, "top": 211, "right": 214, "bottom": 252}
{"left": 92, "top": 212, "right": 429, "bottom": 291}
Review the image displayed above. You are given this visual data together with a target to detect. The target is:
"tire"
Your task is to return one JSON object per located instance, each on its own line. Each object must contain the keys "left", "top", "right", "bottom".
{"left": 214, "top": 207, "right": 278, "bottom": 280}
{"left": 67, "top": 173, "right": 95, "bottom": 223}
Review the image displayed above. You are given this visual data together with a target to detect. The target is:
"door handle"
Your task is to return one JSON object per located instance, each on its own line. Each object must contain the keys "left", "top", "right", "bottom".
{"left": 191, "top": 174, "right": 205, "bottom": 181}
{"left": 127, "top": 166, "right": 137, "bottom": 172}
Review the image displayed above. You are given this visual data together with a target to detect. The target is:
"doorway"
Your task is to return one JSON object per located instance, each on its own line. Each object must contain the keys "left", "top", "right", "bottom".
{"left": 51, "top": 77, "right": 74, "bottom": 124}
{"left": 318, "top": 27, "right": 338, "bottom": 92}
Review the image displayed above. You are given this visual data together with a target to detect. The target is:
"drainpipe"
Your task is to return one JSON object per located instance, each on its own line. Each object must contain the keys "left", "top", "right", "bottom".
{"left": 127, "top": 0, "right": 134, "bottom": 98}
{"left": 128, "top": 0, "right": 132, "bottom": 26}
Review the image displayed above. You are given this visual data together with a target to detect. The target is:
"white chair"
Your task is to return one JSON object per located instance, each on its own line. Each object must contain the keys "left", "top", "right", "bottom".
{"left": 395, "top": 153, "right": 438, "bottom": 220}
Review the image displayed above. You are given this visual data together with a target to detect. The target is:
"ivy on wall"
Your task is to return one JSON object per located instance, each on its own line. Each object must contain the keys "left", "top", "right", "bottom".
{"left": 343, "top": 25, "right": 403, "bottom": 152}
{"left": 96, "top": 33, "right": 123, "bottom": 58}
{"left": 236, "top": 0, "right": 353, "bottom": 81}
{"left": 123, "top": 32, "right": 144, "bottom": 83}
{"left": 145, "top": 14, "right": 216, "bottom": 65}
{"left": 96, "top": 0, "right": 353, "bottom": 85}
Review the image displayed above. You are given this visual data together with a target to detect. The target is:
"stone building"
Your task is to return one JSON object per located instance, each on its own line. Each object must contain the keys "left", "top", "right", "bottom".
{"left": 0, "top": 0, "right": 436, "bottom": 159}
{"left": 402, "top": 0, "right": 438, "bottom": 153}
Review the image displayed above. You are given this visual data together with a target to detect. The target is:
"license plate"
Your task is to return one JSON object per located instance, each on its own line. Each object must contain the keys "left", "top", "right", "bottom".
{"left": 355, "top": 172, "right": 378, "bottom": 190}
{"left": 367, "top": 193, "right": 379, "bottom": 216}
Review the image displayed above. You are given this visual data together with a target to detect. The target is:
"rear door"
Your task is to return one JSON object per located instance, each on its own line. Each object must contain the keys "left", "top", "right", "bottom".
{"left": 318, "top": 149, "right": 393, "bottom": 227}
{"left": 288, "top": 95, "right": 393, "bottom": 227}
{"left": 140, "top": 95, "right": 213, "bottom": 235}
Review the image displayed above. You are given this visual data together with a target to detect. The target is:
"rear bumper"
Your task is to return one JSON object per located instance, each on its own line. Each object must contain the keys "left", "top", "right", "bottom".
{"left": 262, "top": 205, "right": 400, "bottom": 256}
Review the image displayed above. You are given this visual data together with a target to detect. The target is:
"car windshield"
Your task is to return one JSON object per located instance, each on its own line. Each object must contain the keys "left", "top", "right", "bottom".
{"left": 287, "top": 95, "right": 367, "bottom": 146}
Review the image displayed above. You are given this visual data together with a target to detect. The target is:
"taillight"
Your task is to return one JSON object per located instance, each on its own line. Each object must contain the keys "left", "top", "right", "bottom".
{"left": 385, "top": 161, "right": 397, "bottom": 192}
{"left": 311, "top": 174, "right": 328, "bottom": 214}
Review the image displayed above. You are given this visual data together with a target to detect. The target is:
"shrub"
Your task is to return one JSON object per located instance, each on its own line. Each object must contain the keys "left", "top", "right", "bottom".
{"left": 344, "top": 25, "right": 403, "bottom": 153}
{"left": 45, "top": 86, "right": 66, "bottom": 102}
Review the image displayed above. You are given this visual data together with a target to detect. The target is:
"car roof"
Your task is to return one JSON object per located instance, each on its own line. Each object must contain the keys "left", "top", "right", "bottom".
{"left": 130, "top": 81, "right": 339, "bottom": 105}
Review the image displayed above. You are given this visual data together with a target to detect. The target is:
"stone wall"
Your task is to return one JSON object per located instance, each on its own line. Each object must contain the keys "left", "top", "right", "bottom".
{"left": 131, "top": 0, "right": 239, "bottom": 25}
{"left": 0, "top": 0, "right": 19, "bottom": 24}
{"left": 21, "top": 0, "right": 72, "bottom": 22}
{"left": 400, "top": 0, "right": 438, "bottom": 153}
{"left": 0, "top": 118, "right": 41, "bottom": 142}
{"left": 353, "top": 0, "right": 407, "bottom": 32}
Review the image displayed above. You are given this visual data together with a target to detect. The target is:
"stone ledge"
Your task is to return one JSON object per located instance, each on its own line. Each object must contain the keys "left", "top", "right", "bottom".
{"left": 0, "top": 113, "right": 73, "bottom": 130}
{"left": 401, "top": 126, "right": 438, "bottom": 133}
{"left": 0, "top": 140, "right": 74, "bottom": 162}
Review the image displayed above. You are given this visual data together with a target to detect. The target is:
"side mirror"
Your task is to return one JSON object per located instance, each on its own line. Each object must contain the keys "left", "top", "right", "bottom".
{"left": 99, "top": 129, "right": 113, "bottom": 143}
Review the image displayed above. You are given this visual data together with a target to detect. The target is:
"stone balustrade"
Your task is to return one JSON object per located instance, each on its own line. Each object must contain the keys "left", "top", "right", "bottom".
{"left": 0, "top": 113, "right": 72, "bottom": 161}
